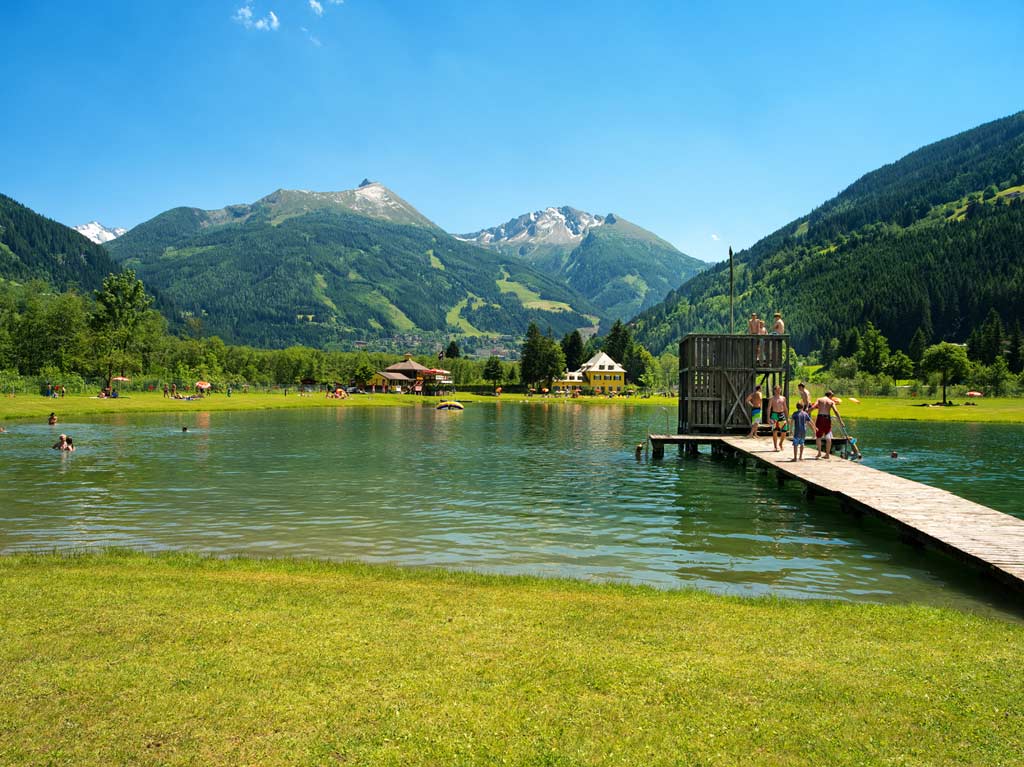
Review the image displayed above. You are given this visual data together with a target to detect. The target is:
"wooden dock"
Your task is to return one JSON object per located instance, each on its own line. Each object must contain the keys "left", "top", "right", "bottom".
{"left": 648, "top": 434, "right": 1024, "bottom": 592}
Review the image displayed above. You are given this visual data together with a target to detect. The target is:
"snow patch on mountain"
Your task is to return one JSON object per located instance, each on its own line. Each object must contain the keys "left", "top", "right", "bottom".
{"left": 74, "top": 221, "right": 127, "bottom": 244}
{"left": 458, "top": 206, "right": 605, "bottom": 248}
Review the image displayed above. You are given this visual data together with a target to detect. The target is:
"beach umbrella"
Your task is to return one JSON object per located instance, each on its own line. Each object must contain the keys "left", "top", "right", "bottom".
{"left": 195, "top": 381, "right": 211, "bottom": 389}
{"left": 967, "top": 391, "right": 984, "bottom": 397}
{"left": 111, "top": 376, "right": 130, "bottom": 382}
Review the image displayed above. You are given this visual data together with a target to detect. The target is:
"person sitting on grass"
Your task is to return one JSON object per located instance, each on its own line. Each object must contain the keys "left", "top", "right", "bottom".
{"left": 790, "top": 402, "right": 812, "bottom": 461}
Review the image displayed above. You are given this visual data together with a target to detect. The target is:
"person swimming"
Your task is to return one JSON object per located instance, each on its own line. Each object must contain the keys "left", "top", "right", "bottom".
{"left": 48, "top": 412, "right": 58, "bottom": 425}
{"left": 52, "top": 433, "right": 73, "bottom": 451}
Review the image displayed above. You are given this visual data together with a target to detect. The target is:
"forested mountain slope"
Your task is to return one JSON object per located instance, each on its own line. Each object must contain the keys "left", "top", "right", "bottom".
{"left": 461, "top": 207, "right": 705, "bottom": 322}
{"left": 632, "top": 111, "right": 1024, "bottom": 354}
{"left": 107, "top": 188, "right": 598, "bottom": 348}
{"left": 0, "top": 194, "right": 124, "bottom": 292}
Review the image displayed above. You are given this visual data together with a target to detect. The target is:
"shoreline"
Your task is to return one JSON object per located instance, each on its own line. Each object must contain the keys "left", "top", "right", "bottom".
{"left": 3, "top": 390, "right": 1024, "bottom": 423}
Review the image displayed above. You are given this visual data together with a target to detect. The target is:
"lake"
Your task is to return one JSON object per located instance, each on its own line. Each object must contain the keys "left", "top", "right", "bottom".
{"left": 2, "top": 402, "right": 1022, "bottom": 618}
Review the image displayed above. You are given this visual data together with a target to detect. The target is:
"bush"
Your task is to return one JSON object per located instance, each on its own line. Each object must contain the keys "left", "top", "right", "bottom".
{"left": 0, "top": 368, "right": 26, "bottom": 394}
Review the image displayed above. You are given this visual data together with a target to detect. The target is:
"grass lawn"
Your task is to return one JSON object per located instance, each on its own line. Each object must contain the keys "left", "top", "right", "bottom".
{"left": 837, "top": 396, "right": 1024, "bottom": 423}
{"left": 4, "top": 390, "right": 1023, "bottom": 425}
{"left": 0, "top": 552, "right": 1021, "bottom": 766}
{"left": 0, "top": 390, "right": 413, "bottom": 422}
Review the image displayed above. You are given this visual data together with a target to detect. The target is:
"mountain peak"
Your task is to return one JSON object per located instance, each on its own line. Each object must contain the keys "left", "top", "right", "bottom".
{"left": 73, "top": 221, "right": 127, "bottom": 244}
{"left": 245, "top": 182, "right": 438, "bottom": 229}
{"left": 458, "top": 205, "right": 606, "bottom": 249}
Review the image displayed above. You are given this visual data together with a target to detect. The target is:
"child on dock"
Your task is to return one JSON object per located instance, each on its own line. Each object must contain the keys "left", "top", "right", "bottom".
{"left": 790, "top": 402, "right": 812, "bottom": 461}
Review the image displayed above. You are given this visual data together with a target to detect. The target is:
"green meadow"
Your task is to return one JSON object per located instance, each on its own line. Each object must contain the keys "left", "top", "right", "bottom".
{"left": 1, "top": 551, "right": 1021, "bottom": 766}
{"left": 4, "top": 390, "right": 1024, "bottom": 424}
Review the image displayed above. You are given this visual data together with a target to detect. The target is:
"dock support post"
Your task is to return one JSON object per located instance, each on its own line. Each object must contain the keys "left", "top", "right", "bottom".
{"left": 776, "top": 472, "right": 785, "bottom": 488}
{"left": 652, "top": 440, "right": 665, "bottom": 460}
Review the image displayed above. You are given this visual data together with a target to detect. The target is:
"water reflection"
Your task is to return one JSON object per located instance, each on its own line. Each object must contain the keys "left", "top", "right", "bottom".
{"left": 0, "top": 404, "right": 1021, "bottom": 619}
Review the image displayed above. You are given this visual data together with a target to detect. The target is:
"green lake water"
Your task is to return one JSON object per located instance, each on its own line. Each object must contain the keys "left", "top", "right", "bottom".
{"left": 2, "top": 402, "right": 1022, "bottom": 618}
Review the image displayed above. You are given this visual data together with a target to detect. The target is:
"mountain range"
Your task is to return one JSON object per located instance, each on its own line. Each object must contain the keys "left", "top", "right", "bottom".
{"left": 104, "top": 182, "right": 603, "bottom": 348}
{"left": 459, "top": 207, "right": 704, "bottom": 321}
{"left": 4, "top": 110, "right": 1023, "bottom": 356}
{"left": 101, "top": 180, "right": 706, "bottom": 348}
{"left": 632, "top": 110, "right": 1024, "bottom": 355}
{"left": 0, "top": 193, "right": 123, "bottom": 292}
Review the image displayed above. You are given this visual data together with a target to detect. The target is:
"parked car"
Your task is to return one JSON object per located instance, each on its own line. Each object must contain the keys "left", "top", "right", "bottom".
{"left": 344, "top": 386, "right": 365, "bottom": 394}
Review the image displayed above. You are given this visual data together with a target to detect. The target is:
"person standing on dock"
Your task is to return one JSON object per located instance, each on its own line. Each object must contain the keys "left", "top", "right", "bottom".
{"left": 768, "top": 385, "right": 788, "bottom": 451}
{"left": 809, "top": 390, "right": 841, "bottom": 459}
{"left": 746, "top": 385, "right": 763, "bottom": 438}
{"left": 790, "top": 402, "right": 812, "bottom": 461}
{"left": 797, "top": 382, "right": 811, "bottom": 412}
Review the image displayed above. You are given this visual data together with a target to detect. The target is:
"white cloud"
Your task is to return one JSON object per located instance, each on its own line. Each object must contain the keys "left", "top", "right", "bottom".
{"left": 328, "top": 0, "right": 343, "bottom": 4}
{"left": 309, "top": 0, "right": 323, "bottom": 15}
{"left": 234, "top": 5, "right": 279, "bottom": 31}
{"left": 301, "top": 26, "right": 323, "bottom": 47}
{"left": 710, "top": 233, "right": 720, "bottom": 241}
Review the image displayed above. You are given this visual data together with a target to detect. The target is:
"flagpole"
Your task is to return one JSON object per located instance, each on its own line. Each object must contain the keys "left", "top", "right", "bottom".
{"left": 729, "top": 246, "right": 735, "bottom": 334}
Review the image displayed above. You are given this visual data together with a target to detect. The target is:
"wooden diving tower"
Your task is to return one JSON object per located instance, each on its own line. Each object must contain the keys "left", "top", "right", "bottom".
{"left": 678, "top": 333, "right": 790, "bottom": 434}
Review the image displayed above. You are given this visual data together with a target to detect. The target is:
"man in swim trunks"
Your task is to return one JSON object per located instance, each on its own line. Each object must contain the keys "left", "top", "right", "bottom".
{"left": 746, "top": 385, "right": 763, "bottom": 438}
{"left": 768, "top": 385, "right": 788, "bottom": 451}
{"left": 809, "top": 389, "right": 841, "bottom": 459}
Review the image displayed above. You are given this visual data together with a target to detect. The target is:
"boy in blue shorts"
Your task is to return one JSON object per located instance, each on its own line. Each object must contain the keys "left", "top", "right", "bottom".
{"left": 790, "top": 402, "right": 812, "bottom": 461}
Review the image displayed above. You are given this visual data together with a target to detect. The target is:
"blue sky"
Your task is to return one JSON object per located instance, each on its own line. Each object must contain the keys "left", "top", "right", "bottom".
{"left": 3, "top": 1, "right": 1022, "bottom": 262}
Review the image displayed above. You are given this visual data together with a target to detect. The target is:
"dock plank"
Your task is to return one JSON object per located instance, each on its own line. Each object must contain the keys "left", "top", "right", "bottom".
{"left": 647, "top": 434, "right": 1024, "bottom": 591}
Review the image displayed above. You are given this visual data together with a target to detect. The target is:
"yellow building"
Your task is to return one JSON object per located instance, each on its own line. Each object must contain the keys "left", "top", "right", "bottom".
{"left": 555, "top": 351, "right": 627, "bottom": 393}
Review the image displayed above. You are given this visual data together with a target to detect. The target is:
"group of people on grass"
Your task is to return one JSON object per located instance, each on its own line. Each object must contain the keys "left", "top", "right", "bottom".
{"left": 746, "top": 382, "right": 861, "bottom": 461}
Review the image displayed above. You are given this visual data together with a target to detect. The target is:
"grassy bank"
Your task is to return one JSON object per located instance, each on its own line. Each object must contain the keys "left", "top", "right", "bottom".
{"left": 1, "top": 552, "right": 1021, "bottom": 766}
{"left": 0, "top": 390, "right": 412, "bottom": 421}
{"left": 3, "top": 390, "right": 1024, "bottom": 424}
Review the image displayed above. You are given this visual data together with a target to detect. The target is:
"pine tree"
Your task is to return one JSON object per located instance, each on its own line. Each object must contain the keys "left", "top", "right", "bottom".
{"left": 519, "top": 323, "right": 545, "bottom": 387}
{"left": 839, "top": 327, "right": 862, "bottom": 360}
{"left": 908, "top": 327, "right": 929, "bottom": 364}
{"left": 444, "top": 340, "right": 460, "bottom": 359}
{"left": 1007, "top": 321, "right": 1023, "bottom": 374}
{"left": 483, "top": 356, "right": 504, "bottom": 388}
{"left": 603, "top": 320, "right": 631, "bottom": 365}
{"left": 561, "top": 330, "right": 584, "bottom": 372}
{"left": 979, "top": 309, "right": 1004, "bottom": 364}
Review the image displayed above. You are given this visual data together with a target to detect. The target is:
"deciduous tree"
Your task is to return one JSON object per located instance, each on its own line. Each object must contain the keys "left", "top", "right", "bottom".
{"left": 920, "top": 343, "right": 970, "bottom": 403}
